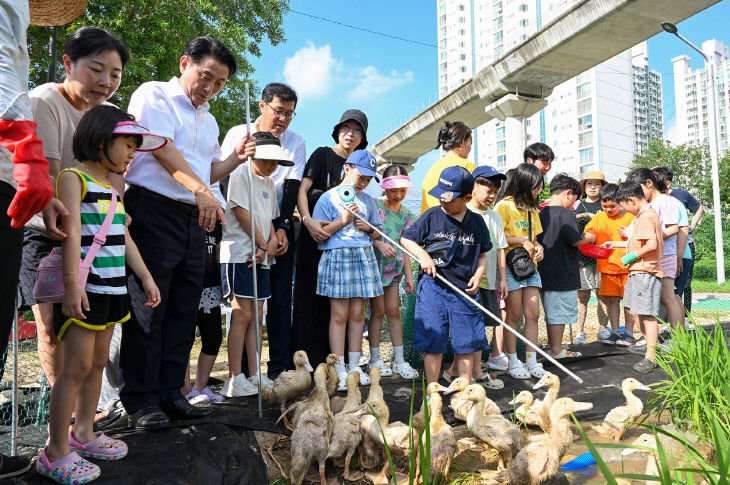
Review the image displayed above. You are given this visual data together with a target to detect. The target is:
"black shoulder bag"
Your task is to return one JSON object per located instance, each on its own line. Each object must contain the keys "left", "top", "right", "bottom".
{"left": 506, "top": 210, "right": 536, "bottom": 281}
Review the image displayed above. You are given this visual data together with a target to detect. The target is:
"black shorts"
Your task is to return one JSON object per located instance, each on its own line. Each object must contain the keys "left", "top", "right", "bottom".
{"left": 17, "top": 229, "right": 54, "bottom": 310}
{"left": 53, "top": 293, "right": 130, "bottom": 340}
{"left": 479, "top": 288, "right": 500, "bottom": 327}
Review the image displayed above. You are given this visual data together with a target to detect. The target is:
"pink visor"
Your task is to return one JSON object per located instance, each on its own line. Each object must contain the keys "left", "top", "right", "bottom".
{"left": 113, "top": 121, "right": 167, "bottom": 152}
{"left": 381, "top": 175, "right": 415, "bottom": 190}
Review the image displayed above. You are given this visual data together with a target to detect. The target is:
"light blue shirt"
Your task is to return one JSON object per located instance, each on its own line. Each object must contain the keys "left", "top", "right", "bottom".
{"left": 672, "top": 196, "right": 692, "bottom": 260}
{"left": 313, "top": 187, "right": 382, "bottom": 250}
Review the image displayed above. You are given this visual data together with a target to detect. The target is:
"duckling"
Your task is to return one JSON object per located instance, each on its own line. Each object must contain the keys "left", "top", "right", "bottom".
{"left": 532, "top": 372, "right": 561, "bottom": 412}
{"left": 444, "top": 377, "right": 500, "bottom": 421}
{"left": 622, "top": 433, "right": 711, "bottom": 485}
{"left": 413, "top": 381, "right": 449, "bottom": 435}
{"left": 509, "top": 391, "right": 542, "bottom": 427}
{"left": 496, "top": 397, "right": 593, "bottom": 484}
{"left": 264, "top": 350, "right": 313, "bottom": 430}
{"left": 593, "top": 377, "right": 650, "bottom": 441}
{"left": 326, "top": 372, "right": 364, "bottom": 482}
{"left": 358, "top": 366, "right": 384, "bottom": 471}
{"left": 622, "top": 433, "right": 660, "bottom": 479}
{"left": 423, "top": 390, "right": 457, "bottom": 483}
{"left": 289, "top": 363, "right": 334, "bottom": 485}
{"left": 464, "top": 384, "right": 524, "bottom": 470}
{"left": 324, "top": 353, "right": 341, "bottom": 398}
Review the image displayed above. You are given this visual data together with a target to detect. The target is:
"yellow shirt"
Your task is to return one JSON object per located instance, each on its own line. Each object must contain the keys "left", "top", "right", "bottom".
{"left": 493, "top": 197, "right": 543, "bottom": 255}
{"left": 420, "top": 154, "right": 476, "bottom": 214}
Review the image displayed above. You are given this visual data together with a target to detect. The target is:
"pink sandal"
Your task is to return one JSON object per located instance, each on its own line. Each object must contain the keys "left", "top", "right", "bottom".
{"left": 35, "top": 448, "right": 100, "bottom": 484}
{"left": 69, "top": 431, "right": 128, "bottom": 461}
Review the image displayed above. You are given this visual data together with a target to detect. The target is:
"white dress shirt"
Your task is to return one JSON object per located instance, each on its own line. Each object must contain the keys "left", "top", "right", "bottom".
{"left": 126, "top": 77, "right": 222, "bottom": 204}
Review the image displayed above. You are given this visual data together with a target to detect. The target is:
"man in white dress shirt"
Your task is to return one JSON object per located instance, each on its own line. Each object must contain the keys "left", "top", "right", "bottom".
{"left": 120, "top": 36, "right": 254, "bottom": 430}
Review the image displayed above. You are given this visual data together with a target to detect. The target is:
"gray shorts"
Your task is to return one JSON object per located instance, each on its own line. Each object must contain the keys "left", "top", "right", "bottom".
{"left": 623, "top": 273, "right": 661, "bottom": 316}
{"left": 579, "top": 265, "right": 600, "bottom": 290}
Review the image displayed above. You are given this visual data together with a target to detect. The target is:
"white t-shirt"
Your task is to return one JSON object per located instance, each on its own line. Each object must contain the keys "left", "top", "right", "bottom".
{"left": 126, "top": 77, "right": 222, "bottom": 204}
{"left": 219, "top": 164, "right": 279, "bottom": 268}
{"left": 650, "top": 193, "right": 681, "bottom": 256}
{"left": 472, "top": 206, "right": 508, "bottom": 290}
{"left": 220, "top": 120, "right": 306, "bottom": 206}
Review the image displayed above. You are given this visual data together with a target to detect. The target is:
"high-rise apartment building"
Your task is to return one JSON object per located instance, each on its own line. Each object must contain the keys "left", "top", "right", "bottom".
{"left": 672, "top": 39, "right": 730, "bottom": 152}
{"left": 632, "top": 43, "right": 664, "bottom": 155}
{"left": 436, "top": 0, "right": 662, "bottom": 181}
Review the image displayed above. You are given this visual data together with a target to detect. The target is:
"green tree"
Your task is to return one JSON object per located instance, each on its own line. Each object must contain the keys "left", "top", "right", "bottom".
{"left": 26, "top": 0, "right": 289, "bottom": 138}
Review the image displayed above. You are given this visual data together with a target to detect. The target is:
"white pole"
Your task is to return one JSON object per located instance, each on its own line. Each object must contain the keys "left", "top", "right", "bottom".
{"left": 11, "top": 299, "right": 18, "bottom": 455}
{"left": 339, "top": 203, "right": 583, "bottom": 384}
{"left": 245, "top": 83, "right": 263, "bottom": 417}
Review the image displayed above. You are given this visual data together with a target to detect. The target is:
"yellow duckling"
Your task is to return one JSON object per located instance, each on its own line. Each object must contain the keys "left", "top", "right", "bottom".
{"left": 413, "top": 381, "right": 449, "bottom": 436}
{"left": 324, "top": 353, "right": 341, "bottom": 398}
{"left": 326, "top": 371, "right": 365, "bottom": 482}
{"left": 289, "top": 363, "right": 333, "bottom": 485}
{"left": 444, "top": 377, "right": 500, "bottom": 421}
{"left": 464, "top": 384, "right": 524, "bottom": 470}
{"left": 423, "top": 390, "right": 457, "bottom": 483}
{"left": 509, "top": 390, "right": 542, "bottom": 427}
{"left": 593, "top": 377, "right": 650, "bottom": 441}
{"left": 532, "top": 372, "right": 561, "bottom": 412}
{"left": 263, "top": 350, "right": 313, "bottom": 430}
{"left": 497, "top": 397, "right": 594, "bottom": 484}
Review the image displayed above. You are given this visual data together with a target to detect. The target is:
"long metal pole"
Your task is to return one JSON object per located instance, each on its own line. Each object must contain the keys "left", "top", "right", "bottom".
{"left": 245, "top": 83, "right": 263, "bottom": 417}
{"left": 340, "top": 203, "right": 583, "bottom": 384}
{"left": 671, "top": 32, "right": 725, "bottom": 284}
{"left": 11, "top": 299, "right": 19, "bottom": 455}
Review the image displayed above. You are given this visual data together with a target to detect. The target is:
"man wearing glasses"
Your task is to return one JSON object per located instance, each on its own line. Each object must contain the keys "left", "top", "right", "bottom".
{"left": 220, "top": 82, "right": 306, "bottom": 382}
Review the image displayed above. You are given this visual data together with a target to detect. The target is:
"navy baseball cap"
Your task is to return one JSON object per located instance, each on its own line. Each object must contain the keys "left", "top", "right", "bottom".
{"left": 346, "top": 149, "right": 380, "bottom": 182}
{"left": 472, "top": 164, "right": 506, "bottom": 180}
{"left": 428, "top": 165, "right": 474, "bottom": 202}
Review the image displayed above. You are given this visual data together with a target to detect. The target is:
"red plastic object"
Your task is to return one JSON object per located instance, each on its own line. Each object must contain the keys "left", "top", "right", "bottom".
{"left": 9, "top": 315, "right": 37, "bottom": 341}
{"left": 580, "top": 244, "right": 614, "bottom": 259}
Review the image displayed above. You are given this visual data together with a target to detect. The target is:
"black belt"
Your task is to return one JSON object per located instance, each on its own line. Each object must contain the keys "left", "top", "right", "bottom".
{"left": 129, "top": 185, "right": 199, "bottom": 216}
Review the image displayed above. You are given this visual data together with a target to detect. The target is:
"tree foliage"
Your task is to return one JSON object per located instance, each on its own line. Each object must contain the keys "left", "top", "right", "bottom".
{"left": 26, "top": 0, "right": 290, "bottom": 138}
{"left": 631, "top": 138, "right": 730, "bottom": 210}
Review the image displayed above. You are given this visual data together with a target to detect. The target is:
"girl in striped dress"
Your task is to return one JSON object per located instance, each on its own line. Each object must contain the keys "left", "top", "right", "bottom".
{"left": 312, "top": 150, "right": 383, "bottom": 391}
{"left": 37, "top": 106, "right": 164, "bottom": 484}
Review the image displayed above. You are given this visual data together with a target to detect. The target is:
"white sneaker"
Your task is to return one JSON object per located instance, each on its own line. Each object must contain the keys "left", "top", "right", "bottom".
{"left": 220, "top": 378, "right": 233, "bottom": 398}
{"left": 228, "top": 373, "right": 258, "bottom": 397}
{"left": 596, "top": 328, "right": 611, "bottom": 341}
{"left": 367, "top": 359, "right": 393, "bottom": 377}
{"left": 687, "top": 322, "right": 695, "bottom": 331}
{"left": 392, "top": 361, "right": 419, "bottom": 379}
{"left": 337, "top": 370, "right": 348, "bottom": 392}
{"left": 248, "top": 373, "right": 274, "bottom": 388}
{"left": 574, "top": 332, "right": 586, "bottom": 345}
{"left": 486, "top": 353, "right": 509, "bottom": 371}
{"left": 349, "top": 365, "right": 371, "bottom": 386}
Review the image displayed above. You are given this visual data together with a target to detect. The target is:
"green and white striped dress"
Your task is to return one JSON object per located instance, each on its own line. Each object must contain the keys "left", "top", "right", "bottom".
{"left": 57, "top": 168, "right": 127, "bottom": 295}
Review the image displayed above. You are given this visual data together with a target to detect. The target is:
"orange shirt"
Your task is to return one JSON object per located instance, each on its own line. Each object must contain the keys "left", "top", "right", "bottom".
{"left": 626, "top": 206, "right": 663, "bottom": 278}
{"left": 585, "top": 211, "right": 634, "bottom": 274}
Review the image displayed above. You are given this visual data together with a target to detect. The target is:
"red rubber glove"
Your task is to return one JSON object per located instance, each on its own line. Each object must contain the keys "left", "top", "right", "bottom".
{"left": 0, "top": 120, "right": 54, "bottom": 227}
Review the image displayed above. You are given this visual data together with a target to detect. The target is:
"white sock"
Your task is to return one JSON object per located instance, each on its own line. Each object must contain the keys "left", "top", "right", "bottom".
{"left": 507, "top": 352, "right": 521, "bottom": 367}
{"left": 335, "top": 356, "right": 346, "bottom": 375}
{"left": 370, "top": 347, "right": 380, "bottom": 362}
{"left": 348, "top": 352, "right": 361, "bottom": 370}
{"left": 393, "top": 346, "right": 405, "bottom": 364}
{"left": 526, "top": 351, "right": 538, "bottom": 368}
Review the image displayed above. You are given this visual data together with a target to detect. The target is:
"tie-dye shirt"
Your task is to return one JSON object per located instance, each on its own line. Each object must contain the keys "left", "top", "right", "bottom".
{"left": 374, "top": 199, "right": 416, "bottom": 286}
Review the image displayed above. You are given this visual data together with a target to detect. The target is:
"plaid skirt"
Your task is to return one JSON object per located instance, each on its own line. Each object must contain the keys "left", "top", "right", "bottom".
{"left": 317, "top": 246, "right": 384, "bottom": 299}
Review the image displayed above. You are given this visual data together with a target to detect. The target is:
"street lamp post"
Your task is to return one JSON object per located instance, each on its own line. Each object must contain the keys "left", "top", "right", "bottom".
{"left": 662, "top": 21, "right": 725, "bottom": 285}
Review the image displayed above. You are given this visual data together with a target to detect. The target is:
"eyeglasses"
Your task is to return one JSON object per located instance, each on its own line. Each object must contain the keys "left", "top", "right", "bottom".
{"left": 264, "top": 101, "right": 296, "bottom": 120}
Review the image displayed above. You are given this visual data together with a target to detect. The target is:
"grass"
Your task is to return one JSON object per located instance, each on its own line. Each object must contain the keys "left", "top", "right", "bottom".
{"left": 692, "top": 278, "right": 730, "bottom": 293}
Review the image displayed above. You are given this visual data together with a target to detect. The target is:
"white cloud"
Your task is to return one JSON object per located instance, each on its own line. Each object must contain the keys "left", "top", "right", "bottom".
{"left": 283, "top": 42, "right": 336, "bottom": 98}
{"left": 347, "top": 66, "right": 414, "bottom": 101}
{"left": 664, "top": 119, "right": 681, "bottom": 144}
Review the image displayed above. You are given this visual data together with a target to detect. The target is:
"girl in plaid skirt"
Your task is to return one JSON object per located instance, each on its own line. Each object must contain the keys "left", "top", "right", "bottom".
{"left": 312, "top": 150, "right": 383, "bottom": 391}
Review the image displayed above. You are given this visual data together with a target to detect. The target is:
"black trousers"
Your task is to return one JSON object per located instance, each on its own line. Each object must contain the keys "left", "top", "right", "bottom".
{"left": 263, "top": 225, "right": 295, "bottom": 375}
{"left": 0, "top": 182, "right": 23, "bottom": 379}
{"left": 119, "top": 188, "right": 204, "bottom": 412}
{"left": 684, "top": 241, "right": 695, "bottom": 312}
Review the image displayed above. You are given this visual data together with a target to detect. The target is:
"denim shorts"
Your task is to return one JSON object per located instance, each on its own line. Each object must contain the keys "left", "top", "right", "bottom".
{"left": 413, "top": 276, "right": 488, "bottom": 355}
{"left": 505, "top": 264, "right": 542, "bottom": 291}
{"left": 540, "top": 290, "right": 578, "bottom": 325}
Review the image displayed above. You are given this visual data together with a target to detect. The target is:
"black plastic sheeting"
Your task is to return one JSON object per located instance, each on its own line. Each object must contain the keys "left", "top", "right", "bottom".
{"left": 11, "top": 342, "right": 668, "bottom": 484}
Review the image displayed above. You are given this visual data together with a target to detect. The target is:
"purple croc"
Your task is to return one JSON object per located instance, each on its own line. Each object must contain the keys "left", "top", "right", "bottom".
{"left": 69, "top": 431, "right": 128, "bottom": 461}
{"left": 35, "top": 448, "right": 100, "bottom": 484}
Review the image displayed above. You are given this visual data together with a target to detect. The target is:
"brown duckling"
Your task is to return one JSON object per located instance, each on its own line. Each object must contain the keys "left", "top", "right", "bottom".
{"left": 326, "top": 371, "right": 364, "bottom": 482}
{"left": 496, "top": 397, "right": 593, "bottom": 484}
{"left": 289, "top": 363, "right": 334, "bottom": 485}
{"left": 464, "top": 384, "right": 524, "bottom": 470}
{"left": 324, "top": 353, "right": 341, "bottom": 398}
{"left": 509, "top": 391, "right": 542, "bottom": 427}
{"left": 263, "top": 350, "right": 313, "bottom": 430}
{"left": 423, "top": 390, "right": 457, "bottom": 483}
{"left": 445, "top": 377, "right": 500, "bottom": 421}
{"left": 413, "top": 381, "right": 449, "bottom": 435}
{"left": 593, "top": 377, "right": 650, "bottom": 441}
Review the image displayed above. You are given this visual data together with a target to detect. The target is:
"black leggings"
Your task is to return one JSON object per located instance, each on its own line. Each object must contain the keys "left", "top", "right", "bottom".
{"left": 193, "top": 306, "right": 222, "bottom": 356}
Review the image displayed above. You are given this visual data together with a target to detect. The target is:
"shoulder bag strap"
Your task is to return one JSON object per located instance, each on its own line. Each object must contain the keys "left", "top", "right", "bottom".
{"left": 81, "top": 187, "right": 118, "bottom": 267}
{"left": 528, "top": 210, "right": 532, "bottom": 242}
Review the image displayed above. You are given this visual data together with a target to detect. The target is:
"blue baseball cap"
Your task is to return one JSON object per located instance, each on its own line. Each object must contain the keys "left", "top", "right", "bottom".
{"left": 346, "top": 149, "right": 380, "bottom": 182}
{"left": 472, "top": 164, "right": 506, "bottom": 180}
{"left": 428, "top": 165, "right": 474, "bottom": 202}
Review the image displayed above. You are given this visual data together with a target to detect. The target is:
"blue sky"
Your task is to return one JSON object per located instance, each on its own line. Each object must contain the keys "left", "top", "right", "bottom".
{"left": 249, "top": 0, "right": 730, "bottom": 190}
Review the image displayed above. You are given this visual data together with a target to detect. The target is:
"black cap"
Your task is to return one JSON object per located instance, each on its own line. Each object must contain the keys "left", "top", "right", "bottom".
{"left": 331, "top": 109, "right": 368, "bottom": 150}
